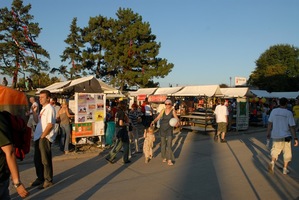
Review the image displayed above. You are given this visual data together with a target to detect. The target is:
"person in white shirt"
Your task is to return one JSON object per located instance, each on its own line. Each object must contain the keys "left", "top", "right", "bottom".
{"left": 26, "top": 97, "right": 39, "bottom": 138}
{"left": 214, "top": 99, "right": 229, "bottom": 143}
{"left": 31, "top": 90, "right": 56, "bottom": 189}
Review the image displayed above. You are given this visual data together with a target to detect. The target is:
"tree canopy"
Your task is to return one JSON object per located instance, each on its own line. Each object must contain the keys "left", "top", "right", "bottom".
{"left": 248, "top": 44, "right": 299, "bottom": 92}
{"left": 0, "top": 0, "right": 50, "bottom": 88}
{"left": 54, "top": 8, "right": 174, "bottom": 91}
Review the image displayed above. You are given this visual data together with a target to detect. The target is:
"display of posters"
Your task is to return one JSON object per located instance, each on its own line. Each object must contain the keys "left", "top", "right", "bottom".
{"left": 73, "top": 93, "right": 106, "bottom": 140}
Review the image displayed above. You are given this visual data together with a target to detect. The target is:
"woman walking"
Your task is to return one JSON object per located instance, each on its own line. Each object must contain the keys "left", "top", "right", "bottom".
{"left": 151, "top": 99, "right": 180, "bottom": 166}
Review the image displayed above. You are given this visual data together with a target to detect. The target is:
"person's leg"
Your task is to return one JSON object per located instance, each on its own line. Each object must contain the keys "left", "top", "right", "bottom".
{"left": 107, "top": 139, "right": 122, "bottom": 161}
{"left": 268, "top": 140, "right": 283, "bottom": 174}
{"left": 133, "top": 126, "right": 140, "bottom": 152}
{"left": 33, "top": 139, "right": 44, "bottom": 182}
{"left": 160, "top": 136, "right": 166, "bottom": 161}
{"left": 60, "top": 126, "right": 66, "bottom": 151}
{"left": 282, "top": 141, "right": 292, "bottom": 174}
{"left": 63, "top": 124, "right": 71, "bottom": 152}
{"left": 122, "top": 141, "right": 130, "bottom": 163}
{"left": 166, "top": 136, "right": 174, "bottom": 165}
{"left": 0, "top": 178, "right": 10, "bottom": 200}
{"left": 39, "top": 138, "right": 53, "bottom": 183}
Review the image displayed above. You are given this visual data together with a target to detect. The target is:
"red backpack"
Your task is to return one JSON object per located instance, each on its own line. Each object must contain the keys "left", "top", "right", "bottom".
{"left": 1, "top": 111, "right": 31, "bottom": 161}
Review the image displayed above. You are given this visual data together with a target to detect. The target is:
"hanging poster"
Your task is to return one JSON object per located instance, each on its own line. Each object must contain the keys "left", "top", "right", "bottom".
{"left": 72, "top": 93, "right": 106, "bottom": 144}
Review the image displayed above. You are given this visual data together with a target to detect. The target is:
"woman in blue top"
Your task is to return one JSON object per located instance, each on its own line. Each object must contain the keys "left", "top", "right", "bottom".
{"left": 151, "top": 99, "right": 180, "bottom": 166}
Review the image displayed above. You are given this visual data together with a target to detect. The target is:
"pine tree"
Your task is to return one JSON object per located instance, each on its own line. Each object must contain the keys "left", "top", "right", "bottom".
{"left": 0, "top": 0, "right": 50, "bottom": 88}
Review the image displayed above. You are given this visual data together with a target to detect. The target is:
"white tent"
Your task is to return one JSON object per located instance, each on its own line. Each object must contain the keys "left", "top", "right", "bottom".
{"left": 220, "top": 87, "right": 254, "bottom": 98}
{"left": 153, "top": 86, "right": 183, "bottom": 95}
{"left": 129, "top": 88, "right": 158, "bottom": 97}
{"left": 36, "top": 76, "right": 103, "bottom": 94}
{"left": 173, "top": 85, "right": 222, "bottom": 97}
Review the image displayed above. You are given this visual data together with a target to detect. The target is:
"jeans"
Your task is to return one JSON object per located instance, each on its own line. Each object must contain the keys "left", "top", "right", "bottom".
{"left": 60, "top": 124, "right": 71, "bottom": 151}
{"left": 0, "top": 179, "right": 10, "bottom": 200}
{"left": 161, "top": 136, "right": 174, "bottom": 161}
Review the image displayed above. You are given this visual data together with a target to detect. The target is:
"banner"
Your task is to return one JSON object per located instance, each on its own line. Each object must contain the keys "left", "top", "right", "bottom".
{"left": 236, "top": 97, "right": 249, "bottom": 130}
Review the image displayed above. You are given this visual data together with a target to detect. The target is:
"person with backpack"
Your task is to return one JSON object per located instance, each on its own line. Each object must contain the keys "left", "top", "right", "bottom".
{"left": 0, "top": 113, "right": 29, "bottom": 199}
{"left": 31, "top": 90, "right": 56, "bottom": 189}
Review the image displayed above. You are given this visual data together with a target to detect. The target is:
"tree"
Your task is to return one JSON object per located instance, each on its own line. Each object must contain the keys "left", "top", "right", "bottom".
{"left": 51, "top": 17, "right": 84, "bottom": 80}
{"left": 248, "top": 44, "right": 299, "bottom": 92}
{"left": 61, "top": 8, "right": 173, "bottom": 91}
{"left": 0, "top": 0, "right": 50, "bottom": 88}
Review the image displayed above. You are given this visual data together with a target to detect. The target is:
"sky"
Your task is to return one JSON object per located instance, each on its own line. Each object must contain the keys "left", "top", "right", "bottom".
{"left": 1, "top": 0, "right": 299, "bottom": 87}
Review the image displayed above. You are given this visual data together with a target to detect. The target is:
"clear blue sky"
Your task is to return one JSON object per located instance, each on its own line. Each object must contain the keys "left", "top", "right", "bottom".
{"left": 1, "top": 0, "right": 299, "bottom": 87}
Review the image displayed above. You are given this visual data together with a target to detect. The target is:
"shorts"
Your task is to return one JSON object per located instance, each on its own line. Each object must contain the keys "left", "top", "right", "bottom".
{"left": 217, "top": 122, "right": 227, "bottom": 132}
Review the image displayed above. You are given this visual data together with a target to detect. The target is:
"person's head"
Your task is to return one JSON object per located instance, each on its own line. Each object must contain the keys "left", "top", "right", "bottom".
{"left": 39, "top": 90, "right": 51, "bottom": 106}
{"left": 147, "top": 126, "right": 155, "bottom": 134}
{"left": 61, "top": 101, "right": 68, "bottom": 108}
{"left": 164, "top": 99, "right": 172, "bottom": 107}
{"left": 131, "top": 103, "right": 138, "bottom": 110}
{"left": 220, "top": 98, "right": 225, "bottom": 105}
{"left": 118, "top": 101, "right": 127, "bottom": 110}
{"left": 29, "top": 96, "right": 36, "bottom": 103}
{"left": 279, "top": 97, "right": 288, "bottom": 107}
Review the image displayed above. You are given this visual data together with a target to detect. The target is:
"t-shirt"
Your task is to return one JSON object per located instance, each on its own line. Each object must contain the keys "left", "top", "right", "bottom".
{"left": 0, "top": 113, "right": 12, "bottom": 182}
{"left": 34, "top": 103, "right": 56, "bottom": 142}
{"left": 268, "top": 107, "right": 295, "bottom": 139}
{"left": 214, "top": 104, "right": 229, "bottom": 123}
{"left": 293, "top": 105, "right": 299, "bottom": 118}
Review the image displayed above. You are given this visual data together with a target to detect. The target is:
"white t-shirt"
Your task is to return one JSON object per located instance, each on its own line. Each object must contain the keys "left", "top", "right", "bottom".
{"left": 214, "top": 104, "right": 229, "bottom": 123}
{"left": 268, "top": 107, "right": 295, "bottom": 139}
{"left": 34, "top": 104, "right": 56, "bottom": 142}
{"left": 145, "top": 104, "right": 152, "bottom": 116}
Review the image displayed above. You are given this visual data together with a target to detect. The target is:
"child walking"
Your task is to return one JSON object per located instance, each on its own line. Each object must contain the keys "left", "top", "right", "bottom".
{"left": 143, "top": 126, "right": 155, "bottom": 163}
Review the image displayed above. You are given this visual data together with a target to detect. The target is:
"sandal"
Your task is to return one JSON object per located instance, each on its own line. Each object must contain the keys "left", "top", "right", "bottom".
{"left": 162, "top": 158, "right": 167, "bottom": 163}
{"left": 167, "top": 161, "right": 174, "bottom": 166}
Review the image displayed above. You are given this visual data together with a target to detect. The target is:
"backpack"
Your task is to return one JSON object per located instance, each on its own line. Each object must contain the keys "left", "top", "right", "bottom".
{"left": 0, "top": 111, "right": 31, "bottom": 161}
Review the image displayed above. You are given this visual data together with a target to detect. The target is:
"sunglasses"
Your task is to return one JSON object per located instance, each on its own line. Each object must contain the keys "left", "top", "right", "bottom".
{"left": 165, "top": 103, "right": 171, "bottom": 105}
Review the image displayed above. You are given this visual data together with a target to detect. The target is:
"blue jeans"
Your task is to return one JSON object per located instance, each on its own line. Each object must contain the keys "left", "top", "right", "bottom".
{"left": 60, "top": 124, "right": 71, "bottom": 151}
{"left": 0, "top": 179, "right": 10, "bottom": 200}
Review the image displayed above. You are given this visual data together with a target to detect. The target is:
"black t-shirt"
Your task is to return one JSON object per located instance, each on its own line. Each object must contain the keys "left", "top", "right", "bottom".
{"left": 0, "top": 112, "right": 12, "bottom": 182}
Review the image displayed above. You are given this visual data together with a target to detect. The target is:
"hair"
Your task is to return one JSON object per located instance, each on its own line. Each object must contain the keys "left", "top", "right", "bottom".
{"left": 279, "top": 97, "right": 288, "bottom": 106}
{"left": 40, "top": 90, "right": 51, "bottom": 98}
{"left": 220, "top": 98, "right": 225, "bottom": 105}
{"left": 147, "top": 126, "right": 155, "bottom": 133}
{"left": 165, "top": 99, "right": 172, "bottom": 105}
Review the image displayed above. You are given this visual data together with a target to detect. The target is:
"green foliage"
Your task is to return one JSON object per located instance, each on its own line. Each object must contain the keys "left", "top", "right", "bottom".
{"left": 61, "top": 8, "right": 174, "bottom": 91}
{"left": 248, "top": 44, "right": 299, "bottom": 92}
{"left": 0, "top": 0, "right": 50, "bottom": 88}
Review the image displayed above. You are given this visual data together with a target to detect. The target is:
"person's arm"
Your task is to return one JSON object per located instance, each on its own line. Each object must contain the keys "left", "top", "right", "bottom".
{"left": 289, "top": 126, "right": 298, "bottom": 146}
{"left": 66, "top": 108, "right": 74, "bottom": 118}
{"left": 1, "top": 144, "right": 29, "bottom": 198}
{"left": 32, "top": 106, "right": 39, "bottom": 123}
{"left": 266, "top": 122, "right": 273, "bottom": 139}
{"left": 151, "top": 111, "right": 163, "bottom": 125}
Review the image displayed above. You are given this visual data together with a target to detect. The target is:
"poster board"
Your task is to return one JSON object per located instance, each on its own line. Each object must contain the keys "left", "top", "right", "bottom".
{"left": 236, "top": 97, "right": 249, "bottom": 130}
{"left": 72, "top": 93, "right": 106, "bottom": 144}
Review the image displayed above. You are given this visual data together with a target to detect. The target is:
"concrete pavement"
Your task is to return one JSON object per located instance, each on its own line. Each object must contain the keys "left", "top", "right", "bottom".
{"left": 9, "top": 127, "right": 299, "bottom": 200}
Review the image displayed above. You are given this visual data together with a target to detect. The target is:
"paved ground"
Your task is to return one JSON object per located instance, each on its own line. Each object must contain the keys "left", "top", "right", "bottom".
{"left": 9, "top": 126, "right": 299, "bottom": 200}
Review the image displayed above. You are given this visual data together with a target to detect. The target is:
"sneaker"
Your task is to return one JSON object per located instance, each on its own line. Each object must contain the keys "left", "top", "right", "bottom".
{"left": 38, "top": 180, "right": 53, "bottom": 189}
{"left": 283, "top": 168, "right": 289, "bottom": 175}
{"left": 268, "top": 162, "right": 274, "bottom": 174}
{"left": 30, "top": 179, "right": 43, "bottom": 187}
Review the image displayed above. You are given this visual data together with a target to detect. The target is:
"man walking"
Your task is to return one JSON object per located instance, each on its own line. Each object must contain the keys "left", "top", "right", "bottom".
{"left": 31, "top": 90, "right": 56, "bottom": 189}
{"left": 267, "top": 97, "right": 298, "bottom": 174}
{"left": 214, "top": 99, "right": 229, "bottom": 143}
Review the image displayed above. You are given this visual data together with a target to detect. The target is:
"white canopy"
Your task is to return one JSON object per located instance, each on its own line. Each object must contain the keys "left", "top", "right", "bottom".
{"left": 173, "top": 85, "right": 222, "bottom": 97}
{"left": 129, "top": 88, "right": 158, "bottom": 97}
{"left": 153, "top": 87, "right": 183, "bottom": 95}
{"left": 220, "top": 87, "right": 254, "bottom": 98}
{"left": 36, "top": 76, "right": 103, "bottom": 94}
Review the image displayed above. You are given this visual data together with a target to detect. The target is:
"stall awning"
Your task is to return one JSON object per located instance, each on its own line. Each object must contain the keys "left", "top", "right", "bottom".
{"left": 173, "top": 85, "right": 222, "bottom": 97}
{"left": 153, "top": 87, "right": 183, "bottom": 95}
{"left": 270, "top": 91, "right": 299, "bottom": 99}
{"left": 129, "top": 88, "right": 158, "bottom": 97}
{"left": 249, "top": 90, "right": 272, "bottom": 98}
{"left": 220, "top": 87, "right": 254, "bottom": 98}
